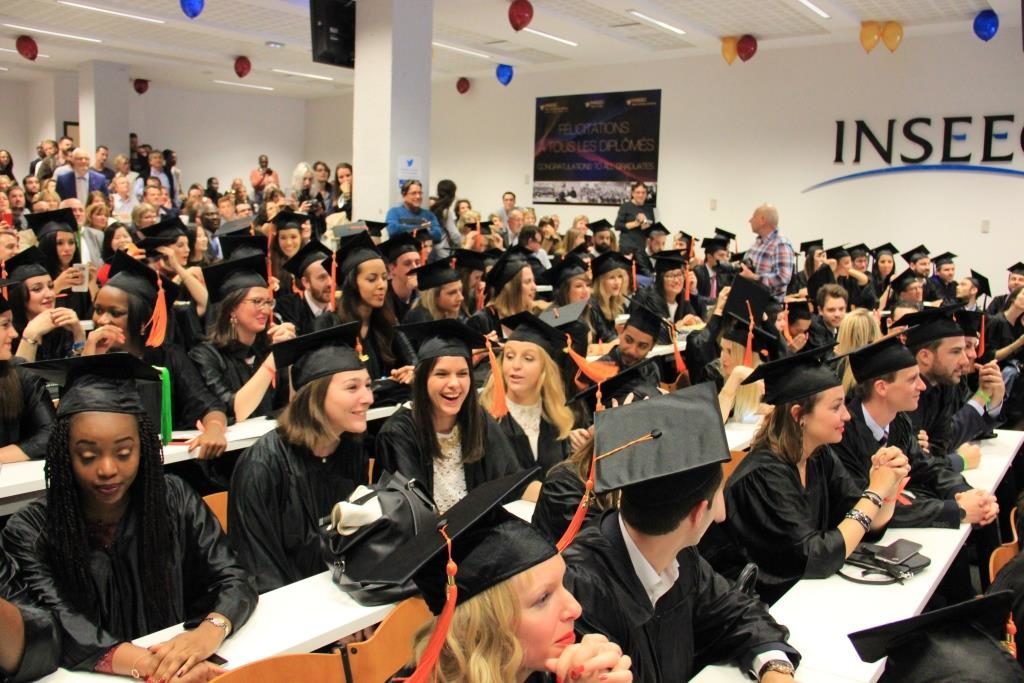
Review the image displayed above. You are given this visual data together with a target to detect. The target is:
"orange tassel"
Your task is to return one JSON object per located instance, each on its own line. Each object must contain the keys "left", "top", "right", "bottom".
{"left": 979, "top": 307, "right": 987, "bottom": 358}
{"left": 630, "top": 255, "right": 637, "bottom": 291}
{"left": 743, "top": 301, "right": 755, "bottom": 368}
{"left": 144, "top": 275, "right": 168, "bottom": 348}
{"left": 1, "top": 261, "right": 7, "bottom": 301}
{"left": 266, "top": 232, "right": 275, "bottom": 300}
{"left": 781, "top": 304, "right": 794, "bottom": 345}
{"left": 485, "top": 337, "right": 508, "bottom": 419}
{"left": 556, "top": 456, "right": 595, "bottom": 552}
{"left": 291, "top": 279, "right": 302, "bottom": 296}
{"left": 328, "top": 253, "right": 338, "bottom": 313}
{"left": 1006, "top": 612, "right": 1018, "bottom": 658}
{"left": 355, "top": 336, "right": 369, "bottom": 363}
{"left": 669, "top": 324, "right": 687, "bottom": 377}
{"left": 475, "top": 282, "right": 486, "bottom": 313}
{"left": 564, "top": 334, "right": 618, "bottom": 384}
{"left": 399, "top": 526, "right": 458, "bottom": 683}
{"left": 682, "top": 237, "right": 695, "bottom": 303}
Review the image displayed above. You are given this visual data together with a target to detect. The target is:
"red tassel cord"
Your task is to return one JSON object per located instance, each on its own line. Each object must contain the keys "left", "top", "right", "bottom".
{"left": 742, "top": 301, "right": 755, "bottom": 368}
{"left": 398, "top": 526, "right": 458, "bottom": 683}
{"left": 144, "top": 276, "right": 168, "bottom": 347}
{"left": 328, "top": 253, "right": 339, "bottom": 313}
{"left": 485, "top": 337, "right": 508, "bottom": 419}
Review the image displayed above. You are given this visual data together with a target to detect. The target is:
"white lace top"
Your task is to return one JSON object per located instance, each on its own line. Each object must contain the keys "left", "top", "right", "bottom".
{"left": 432, "top": 427, "right": 468, "bottom": 514}
{"left": 507, "top": 399, "right": 543, "bottom": 460}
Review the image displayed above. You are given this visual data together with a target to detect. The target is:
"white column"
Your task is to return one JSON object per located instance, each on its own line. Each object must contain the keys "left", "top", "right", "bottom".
{"left": 78, "top": 61, "right": 131, "bottom": 158}
{"left": 352, "top": 0, "right": 433, "bottom": 222}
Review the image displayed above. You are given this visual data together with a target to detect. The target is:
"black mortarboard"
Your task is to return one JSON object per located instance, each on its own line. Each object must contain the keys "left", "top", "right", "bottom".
{"left": 482, "top": 248, "right": 504, "bottom": 266}
{"left": 26, "top": 208, "right": 76, "bottom": 239}
{"left": 399, "top": 319, "right": 486, "bottom": 362}
{"left": 23, "top": 352, "right": 162, "bottom": 422}
{"left": 272, "top": 321, "right": 365, "bottom": 390}
{"left": 139, "top": 216, "right": 186, "bottom": 254}
{"left": 502, "top": 311, "right": 565, "bottom": 360}
{"left": 848, "top": 244, "right": 869, "bottom": 259}
{"left": 106, "top": 250, "right": 180, "bottom": 311}
{"left": 202, "top": 254, "right": 268, "bottom": 303}
{"left": 701, "top": 237, "right": 728, "bottom": 253}
{"left": 214, "top": 216, "right": 254, "bottom": 237}
{"left": 849, "top": 592, "right": 1022, "bottom": 682}
{"left": 569, "top": 356, "right": 661, "bottom": 410}
{"left": 590, "top": 251, "right": 631, "bottom": 279}
{"left": 484, "top": 250, "right": 529, "bottom": 293}
{"left": 283, "top": 240, "right": 332, "bottom": 279}
{"left": 2, "top": 246, "right": 48, "bottom": 282}
{"left": 453, "top": 248, "right": 486, "bottom": 273}
{"left": 890, "top": 268, "right": 921, "bottom": 294}
{"left": 969, "top": 269, "right": 991, "bottom": 298}
{"left": 218, "top": 234, "right": 267, "bottom": 260}
{"left": 799, "top": 238, "right": 824, "bottom": 255}
{"left": 871, "top": 243, "right": 898, "bottom": 259}
{"left": 742, "top": 344, "right": 840, "bottom": 405}
{"left": 541, "top": 254, "right": 588, "bottom": 289}
{"left": 1009, "top": 262, "right": 1024, "bottom": 276}
{"left": 411, "top": 258, "right": 460, "bottom": 291}
{"left": 379, "top": 232, "right": 421, "bottom": 263}
{"left": 652, "top": 249, "right": 687, "bottom": 274}
{"left": 845, "top": 335, "right": 917, "bottom": 384}
{"left": 0, "top": 284, "right": 10, "bottom": 314}
{"left": 332, "top": 222, "right": 370, "bottom": 241}
{"left": 272, "top": 210, "right": 307, "bottom": 231}
{"left": 643, "top": 222, "right": 670, "bottom": 239}
{"left": 593, "top": 383, "right": 729, "bottom": 502}
{"left": 364, "top": 470, "right": 553, "bottom": 615}
{"left": 901, "top": 244, "right": 930, "bottom": 264}
{"left": 723, "top": 312, "right": 777, "bottom": 355}
{"left": 956, "top": 309, "right": 984, "bottom": 339}
{"left": 730, "top": 251, "right": 746, "bottom": 263}
{"left": 899, "top": 304, "right": 965, "bottom": 348}
{"left": 825, "top": 245, "right": 849, "bottom": 261}
{"left": 625, "top": 300, "right": 667, "bottom": 338}
{"left": 807, "top": 264, "right": 837, "bottom": 305}
{"left": 461, "top": 216, "right": 493, "bottom": 237}
{"left": 328, "top": 231, "right": 383, "bottom": 275}
{"left": 360, "top": 220, "right": 388, "bottom": 238}
{"left": 785, "top": 300, "right": 813, "bottom": 322}
{"left": 588, "top": 218, "right": 612, "bottom": 234}
{"left": 932, "top": 252, "right": 957, "bottom": 267}
{"left": 723, "top": 275, "right": 773, "bottom": 322}
{"left": 714, "top": 227, "right": 736, "bottom": 241}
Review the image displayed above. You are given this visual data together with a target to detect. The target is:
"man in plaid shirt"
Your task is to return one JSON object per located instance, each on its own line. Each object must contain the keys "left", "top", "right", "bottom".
{"left": 739, "top": 204, "right": 795, "bottom": 302}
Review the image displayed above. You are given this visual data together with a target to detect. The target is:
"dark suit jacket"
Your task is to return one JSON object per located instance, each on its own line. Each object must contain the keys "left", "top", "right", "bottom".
{"left": 56, "top": 170, "right": 109, "bottom": 201}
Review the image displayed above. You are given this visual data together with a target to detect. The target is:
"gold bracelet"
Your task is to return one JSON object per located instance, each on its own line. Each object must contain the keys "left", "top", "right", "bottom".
{"left": 130, "top": 652, "right": 149, "bottom": 680}
{"left": 21, "top": 336, "right": 40, "bottom": 346}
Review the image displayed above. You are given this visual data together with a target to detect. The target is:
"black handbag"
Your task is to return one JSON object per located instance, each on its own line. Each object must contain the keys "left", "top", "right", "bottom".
{"left": 320, "top": 470, "right": 438, "bottom": 605}
{"left": 839, "top": 541, "right": 931, "bottom": 585}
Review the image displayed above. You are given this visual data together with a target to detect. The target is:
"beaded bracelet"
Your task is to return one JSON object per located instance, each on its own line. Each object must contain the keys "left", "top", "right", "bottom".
{"left": 861, "top": 490, "right": 883, "bottom": 508}
{"left": 845, "top": 509, "right": 872, "bottom": 532}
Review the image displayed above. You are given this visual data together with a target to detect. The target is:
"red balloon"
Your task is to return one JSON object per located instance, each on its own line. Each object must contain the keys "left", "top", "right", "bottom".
{"left": 456, "top": 77, "right": 470, "bottom": 94}
{"left": 16, "top": 35, "right": 38, "bottom": 61}
{"left": 133, "top": 79, "right": 150, "bottom": 95}
{"left": 737, "top": 34, "right": 758, "bottom": 62}
{"left": 508, "top": 0, "right": 534, "bottom": 31}
{"left": 234, "top": 55, "right": 252, "bottom": 79}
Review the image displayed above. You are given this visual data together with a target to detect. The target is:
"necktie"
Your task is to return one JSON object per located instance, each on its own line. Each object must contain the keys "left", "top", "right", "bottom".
{"left": 709, "top": 268, "right": 718, "bottom": 299}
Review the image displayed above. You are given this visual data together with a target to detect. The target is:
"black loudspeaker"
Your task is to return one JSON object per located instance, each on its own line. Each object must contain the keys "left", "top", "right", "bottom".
{"left": 310, "top": 0, "right": 356, "bottom": 68}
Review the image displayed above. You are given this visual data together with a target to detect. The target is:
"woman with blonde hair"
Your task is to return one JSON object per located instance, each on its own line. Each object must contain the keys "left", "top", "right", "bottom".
{"left": 130, "top": 202, "right": 158, "bottom": 231}
{"left": 556, "top": 227, "right": 586, "bottom": 258}
{"left": 468, "top": 251, "right": 537, "bottom": 340}
{"left": 834, "top": 308, "right": 881, "bottom": 392}
{"left": 587, "top": 251, "right": 630, "bottom": 343}
{"left": 404, "top": 258, "right": 466, "bottom": 324}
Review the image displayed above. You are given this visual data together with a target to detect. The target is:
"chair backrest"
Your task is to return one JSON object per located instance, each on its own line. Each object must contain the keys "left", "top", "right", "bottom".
{"left": 203, "top": 491, "right": 229, "bottom": 534}
{"left": 721, "top": 449, "right": 749, "bottom": 483}
{"left": 990, "top": 543, "right": 1019, "bottom": 584}
{"left": 340, "top": 596, "right": 432, "bottom": 682}
{"left": 211, "top": 652, "right": 343, "bottom": 682}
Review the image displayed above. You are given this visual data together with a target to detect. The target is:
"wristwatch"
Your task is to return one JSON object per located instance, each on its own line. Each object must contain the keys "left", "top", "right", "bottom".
{"left": 204, "top": 616, "right": 232, "bottom": 638}
{"left": 758, "top": 659, "right": 796, "bottom": 679}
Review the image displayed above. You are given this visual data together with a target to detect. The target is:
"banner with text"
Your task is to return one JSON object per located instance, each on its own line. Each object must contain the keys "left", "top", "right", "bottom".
{"left": 533, "top": 89, "right": 661, "bottom": 206}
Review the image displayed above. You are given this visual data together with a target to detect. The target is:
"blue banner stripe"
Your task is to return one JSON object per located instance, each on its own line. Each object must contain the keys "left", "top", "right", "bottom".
{"left": 802, "top": 164, "right": 1024, "bottom": 193}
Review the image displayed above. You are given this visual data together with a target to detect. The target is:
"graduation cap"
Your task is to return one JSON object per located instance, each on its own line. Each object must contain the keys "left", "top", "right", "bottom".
{"left": 955, "top": 309, "right": 984, "bottom": 338}
{"left": 723, "top": 275, "right": 773, "bottom": 323}
{"left": 871, "top": 243, "right": 899, "bottom": 260}
{"left": 593, "top": 383, "right": 730, "bottom": 505}
{"left": 742, "top": 343, "right": 840, "bottom": 405}
{"left": 845, "top": 335, "right": 917, "bottom": 384}
{"left": 411, "top": 258, "right": 460, "bottom": 291}
{"left": 1, "top": 246, "right": 48, "bottom": 282}
{"left": 825, "top": 245, "right": 849, "bottom": 261}
{"left": 271, "top": 321, "right": 366, "bottom": 390}
{"left": 271, "top": 210, "right": 308, "bottom": 231}
{"left": 652, "top": 249, "right": 687, "bottom": 274}
{"left": 899, "top": 304, "right": 964, "bottom": 348}
{"left": 202, "top": 254, "right": 268, "bottom": 303}
{"left": 901, "top": 244, "right": 930, "bottom": 265}
{"left": 218, "top": 234, "right": 267, "bottom": 261}
{"left": 785, "top": 300, "right": 813, "bottom": 322}
{"left": 1009, "top": 262, "right": 1024, "bottom": 276}
{"left": 729, "top": 251, "right": 746, "bottom": 263}
{"left": 541, "top": 254, "right": 588, "bottom": 289}
{"left": 624, "top": 300, "right": 668, "bottom": 339}
{"left": 359, "top": 219, "right": 388, "bottom": 238}
{"left": 283, "top": 240, "right": 332, "bottom": 279}
{"left": 538, "top": 300, "right": 590, "bottom": 360}
{"left": 105, "top": 251, "right": 179, "bottom": 347}
{"left": 890, "top": 268, "right": 922, "bottom": 295}
{"left": 969, "top": 269, "right": 992, "bottom": 299}
{"left": 502, "top": 311, "right": 566, "bottom": 361}
{"left": 848, "top": 244, "right": 870, "bottom": 259}
{"left": 569, "top": 356, "right": 661, "bottom": 411}
{"left": 139, "top": 216, "right": 186, "bottom": 254}
{"left": 399, "top": 319, "right": 487, "bottom": 362}
{"left": 799, "top": 238, "right": 824, "bottom": 255}
{"left": 701, "top": 237, "right": 729, "bottom": 253}
{"left": 452, "top": 248, "right": 486, "bottom": 273}
{"left": 328, "top": 231, "right": 383, "bottom": 277}
{"left": 26, "top": 208, "right": 77, "bottom": 239}
{"left": 588, "top": 218, "right": 612, "bottom": 234}
{"left": 848, "top": 591, "right": 1021, "bottom": 681}
{"left": 214, "top": 216, "right": 254, "bottom": 237}
{"left": 590, "top": 251, "right": 631, "bottom": 279}
{"left": 807, "top": 264, "right": 837, "bottom": 305}
{"left": 714, "top": 227, "right": 736, "bottom": 242}
{"left": 642, "top": 222, "right": 670, "bottom": 239}
{"left": 483, "top": 250, "right": 529, "bottom": 293}
{"left": 379, "top": 232, "right": 421, "bottom": 263}
{"left": 932, "top": 251, "right": 957, "bottom": 268}
{"left": 723, "top": 312, "right": 777, "bottom": 361}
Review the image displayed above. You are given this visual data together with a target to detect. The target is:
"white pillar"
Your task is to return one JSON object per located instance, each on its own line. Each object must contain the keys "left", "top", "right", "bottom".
{"left": 352, "top": 0, "right": 433, "bottom": 222}
{"left": 78, "top": 61, "right": 131, "bottom": 158}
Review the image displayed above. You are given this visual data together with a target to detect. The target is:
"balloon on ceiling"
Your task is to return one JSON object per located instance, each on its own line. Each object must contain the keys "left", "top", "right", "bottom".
{"left": 496, "top": 63, "right": 514, "bottom": 86}
{"left": 180, "top": 0, "right": 204, "bottom": 20}
{"left": 15, "top": 35, "right": 38, "bottom": 61}
{"left": 508, "top": 0, "right": 534, "bottom": 32}
{"left": 881, "top": 21, "right": 903, "bottom": 52}
{"left": 721, "top": 37, "right": 738, "bottom": 65}
{"left": 973, "top": 9, "right": 999, "bottom": 42}
{"left": 133, "top": 79, "right": 150, "bottom": 95}
{"left": 859, "top": 21, "right": 881, "bottom": 53}
{"left": 456, "top": 77, "right": 471, "bottom": 94}
{"left": 234, "top": 56, "right": 252, "bottom": 78}
{"left": 737, "top": 34, "right": 758, "bottom": 62}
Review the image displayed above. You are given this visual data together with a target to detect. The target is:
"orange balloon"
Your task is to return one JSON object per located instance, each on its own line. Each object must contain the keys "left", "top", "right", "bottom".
{"left": 882, "top": 21, "right": 903, "bottom": 52}
{"left": 721, "top": 36, "right": 738, "bottom": 65}
{"left": 859, "top": 21, "right": 881, "bottom": 53}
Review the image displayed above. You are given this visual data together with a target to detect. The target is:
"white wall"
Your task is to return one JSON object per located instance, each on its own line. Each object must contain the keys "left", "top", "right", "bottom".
{"left": 304, "top": 93, "right": 354, "bottom": 169}
{"left": 0, "top": 81, "right": 32, "bottom": 178}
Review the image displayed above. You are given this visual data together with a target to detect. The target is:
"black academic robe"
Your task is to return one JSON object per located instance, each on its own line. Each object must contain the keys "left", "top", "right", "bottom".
{"left": 836, "top": 275, "right": 877, "bottom": 310}
{"left": 563, "top": 511, "right": 799, "bottom": 682}
{"left": 386, "top": 284, "right": 416, "bottom": 323}
{"left": 228, "top": 428, "right": 365, "bottom": 593}
{"left": 20, "top": 326, "right": 74, "bottom": 362}
{"left": 0, "top": 364, "right": 56, "bottom": 460}
{"left": 275, "top": 292, "right": 324, "bottom": 336}
{"left": 467, "top": 306, "right": 503, "bottom": 340}
{"left": 694, "top": 263, "right": 730, "bottom": 311}
{"left": 598, "top": 347, "right": 662, "bottom": 394}
{"left": 714, "top": 447, "right": 882, "bottom": 602}
{"left": 833, "top": 397, "right": 969, "bottom": 528}
{"left": 312, "top": 315, "right": 417, "bottom": 380}
{"left": 1, "top": 475, "right": 257, "bottom": 671}
{"left": 987, "top": 294, "right": 1008, "bottom": 317}
{"left": 806, "top": 316, "right": 838, "bottom": 353}
{"left": 375, "top": 407, "right": 525, "bottom": 504}
{"left": 787, "top": 270, "right": 810, "bottom": 296}
{"left": 989, "top": 550, "right": 1024, "bottom": 666}
{"left": 496, "top": 413, "right": 569, "bottom": 480}
{"left": 953, "top": 376, "right": 1000, "bottom": 442}
{"left": 929, "top": 276, "right": 958, "bottom": 305}
{"left": 189, "top": 339, "right": 288, "bottom": 424}
{"left": 908, "top": 378, "right": 964, "bottom": 471}
{"left": 631, "top": 285, "right": 701, "bottom": 344}
{"left": 588, "top": 297, "right": 620, "bottom": 344}
{"left": 989, "top": 312, "right": 1024, "bottom": 367}
{"left": 633, "top": 249, "right": 655, "bottom": 278}
{"left": 142, "top": 345, "right": 226, "bottom": 430}
{"left": 922, "top": 276, "right": 943, "bottom": 303}
{"left": 532, "top": 464, "right": 604, "bottom": 544}
{"left": 0, "top": 548, "right": 60, "bottom": 682}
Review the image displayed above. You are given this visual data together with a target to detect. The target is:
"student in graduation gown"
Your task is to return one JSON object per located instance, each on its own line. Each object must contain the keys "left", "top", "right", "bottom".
{"left": 479, "top": 311, "right": 577, "bottom": 477}
{"left": 562, "top": 385, "right": 801, "bottom": 682}
{"left": 268, "top": 210, "right": 307, "bottom": 295}
{"left": 274, "top": 238, "right": 333, "bottom": 336}
{"left": 228, "top": 323, "right": 373, "bottom": 593}
{"left": 138, "top": 217, "right": 210, "bottom": 320}
{"left": 706, "top": 346, "right": 907, "bottom": 603}
{"left": 594, "top": 301, "right": 665, "bottom": 392}
{"left": 987, "top": 262, "right": 1024, "bottom": 316}
{"left": 786, "top": 241, "right": 825, "bottom": 297}
{"left": 825, "top": 245, "right": 874, "bottom": 311}
{"left": 2, "top": 354, "right": 256, "bottom": 678}
{"left": 9, "top": 246, "right": 86, "bottom": 363}
{"left": 371, "top": 472, "right": 633, "bottom": 683}
{"left": 869, "top": 243, "right": 898, "bottom": 306}
{"left": 377, "top": 320, "right": 530, "bottom": 513}
{"left": 587, "top": 251, "right": 631, "bottom": 345}
{"left": 0, "top": 291, "right": 55, "bottom": 463}
{"left": 631, "top": 249, "right": 703, "bottom": 339}
{"left": 28, "top": 208, "right": 95, "bottom": 322}
{"left": 189, "top": 254, "right": 294, "bottom": 424}
{"left": 953, "top": 310, "right": 1006, "bottom": 443}
{"left": 314, "top": 232, "right": 417, "bottom": 384}
{"left": 82, "top": 251, "right": 228, "bottom": 457}
{"left": 468, "top": 250, "right": 537, "bottom": 340}
{"left": 1, "top": 547, "right": 61, "bottom": 682}
{"left": 711, "top": 313, "right": 774, "bottom": 423}
{"left": 379, "top": 231, "right": 423, "bottom": 323}
{"left": 402, "top": 257, "right": 466, "bottom": 324}
{"left": 694, "top": 236, "right": 731, "bottom": 311}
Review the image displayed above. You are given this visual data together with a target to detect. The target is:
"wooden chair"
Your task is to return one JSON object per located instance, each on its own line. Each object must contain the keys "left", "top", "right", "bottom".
{"left": 337, "top": 596, "right": 431, "bottom": 682}
{"left": 210, "top": 652, "right": 344, "bottom": 682}
{"left": 721, "top": 449, "right": 749, "bottom": 483}
{"left": 203, "top": 491, "right": 229, "bottom": 534}
{"left": 989, "top": 511, "right": 1022, "bottom": 584}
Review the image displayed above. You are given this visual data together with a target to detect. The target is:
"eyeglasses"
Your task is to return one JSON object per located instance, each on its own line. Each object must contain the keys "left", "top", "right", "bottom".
{"left": 244, "top": 298, "right": 276, "bottom": 309}
{"left": 662, "top": 271, "right": 686, "bottom": 280}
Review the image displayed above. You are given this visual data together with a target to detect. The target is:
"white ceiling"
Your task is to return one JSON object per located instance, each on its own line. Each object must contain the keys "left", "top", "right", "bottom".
{"left": 0, "top": 0, "right": 1018, "bottom": 98}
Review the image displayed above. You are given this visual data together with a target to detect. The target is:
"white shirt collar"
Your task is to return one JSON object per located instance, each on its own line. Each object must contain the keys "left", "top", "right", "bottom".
{"left": 304, "top": 287, "right": 327, "bottom": 315}
{"left": 617, "top": 514, "right": 679, "bottom": 607}
{"left": 861, "top": 403, "right": 889, "bottom": 443}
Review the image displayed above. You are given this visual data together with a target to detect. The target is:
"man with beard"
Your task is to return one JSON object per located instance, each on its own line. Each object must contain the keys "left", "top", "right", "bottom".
{"left": 275, "top": 240, "right": 334, "bottom": 336}
{"left": 380, "top": 232, "right": 421, "bottom": 322}
{"left": 957, "top": 269, "right": 989, "bottom": 312}
{"left": 589, "top": 219, "right": 615, "bottom": 255}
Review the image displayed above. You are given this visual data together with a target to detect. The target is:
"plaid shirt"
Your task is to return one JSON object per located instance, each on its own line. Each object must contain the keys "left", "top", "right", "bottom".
{"left": 746, "top": 229, "right": 795, "bottom": 301}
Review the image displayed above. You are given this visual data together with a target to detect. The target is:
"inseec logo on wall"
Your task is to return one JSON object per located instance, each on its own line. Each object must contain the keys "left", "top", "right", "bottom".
{"left": 803, "top": 115, "right": 1024, "bottom": 192}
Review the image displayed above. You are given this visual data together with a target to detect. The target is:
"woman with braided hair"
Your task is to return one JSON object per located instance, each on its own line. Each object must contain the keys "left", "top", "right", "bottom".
{"left": 1, "top": 353, "right": 256, "bottom": 681}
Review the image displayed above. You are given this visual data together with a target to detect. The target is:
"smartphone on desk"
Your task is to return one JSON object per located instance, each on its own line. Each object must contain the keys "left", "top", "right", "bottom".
{"left": 876, "top": 539, "right": 922, "bottom": 565}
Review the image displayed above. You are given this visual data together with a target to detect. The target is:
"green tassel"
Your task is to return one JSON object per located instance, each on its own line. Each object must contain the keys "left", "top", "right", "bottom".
{"left": 154, "top": 365, "right": 173, "bottom": 445}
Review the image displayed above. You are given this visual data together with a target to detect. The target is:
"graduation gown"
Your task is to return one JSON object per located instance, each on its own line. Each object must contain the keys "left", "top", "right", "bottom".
{"left": 929, "top": 276, "right": 958, "bottom": 305}
{"left": 189, "top": 339, "right": 289, "bottom": 424}
{"left": 274, "top": 292, "right": 325, "bottom": 336}
{"left": 588, "top": 297, "right": 620, "bottom": 344}
{"left": 987, "top": 294, "right": 1008, "bottom": 317}
{"left": 836, "top": 275, "right": 877, "bottom": 310}
{"left": 633, "top": 249, "right": 655, "bottom": 278}
{"left": 907, "top": 378, "right": 964, "bottom": 471}
{"left": 786, "top": 270, "right": 810, "bottom": 296}
{"left": 312, "top": 315, "right": 417, "bottom": 380}
{"left": 989, "top": 312, "right": 1024, "bottom": 367}
{"left": 228, "top": 428, "right": 365, "bottom": 593}
{"left": 953, "top": 377, "right": 1000, "bottom": 443}
{"left": 806, "top": 316, "right": 838, "bottom": 353}
{"left": 532, "top": 464, "right": 604, "bottom": 544}
{"left": 683, "top": 314, "right": 725, "bottom": 385}
{"left": 563, "top": 511, "right": 799, "bottom": 682}
{"left": 142, "top": 345, "right": 226, "bottom": 430}
{"left": 496, "top": 413, "right": 569, "bottom": 480}
{"left": 375, "top": 407, "right": 525, "bottom": 503}
{"left": 386, "top": 284, "right": 416, "bottom": 323}
{"left": 833, "top": 398, "right": 969, "bottom": 528}
{"left": 1, "top": 475, "right": 257, "bottom": 671}
{"left": 1, "top": 548, "right": 61, "bottom": 683}
{"left": 0, "top": 364, "right": 56, "bottom": 460}
{"left": 467, "top": 306, "right": 503, "bottom": 340}
{"left": 631, "top": 285, "right": 701, "bottom": 344}
{"left": 598, "top": 347, "right": 662, "bottom": 394}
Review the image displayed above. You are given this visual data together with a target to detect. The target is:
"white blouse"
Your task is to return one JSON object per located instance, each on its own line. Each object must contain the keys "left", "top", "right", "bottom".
{"left": 507, "top": 399, "right": 543, "bottom": 460}
{"left": 432, "top": 427, "right": 468, "bottom": 514}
